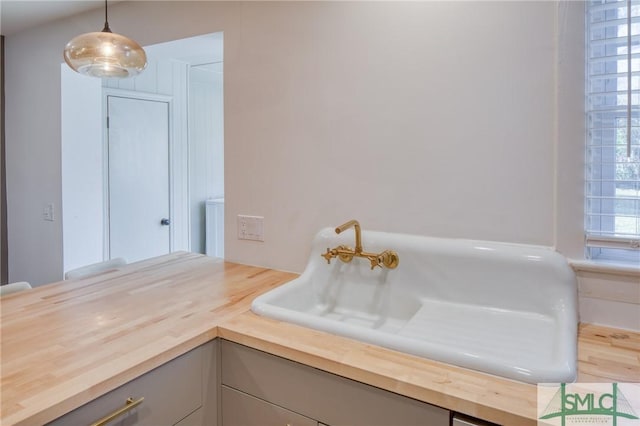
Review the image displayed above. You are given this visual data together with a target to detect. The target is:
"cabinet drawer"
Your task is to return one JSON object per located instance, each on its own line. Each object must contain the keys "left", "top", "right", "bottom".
{"left": 48, "top": 345, "right": 204, "bottom": 426}
{"left": 222, "top": 385, "right": 316, "bottom": 426}
{"left": 221, "top": 340, "right": 449, "bottom": 426}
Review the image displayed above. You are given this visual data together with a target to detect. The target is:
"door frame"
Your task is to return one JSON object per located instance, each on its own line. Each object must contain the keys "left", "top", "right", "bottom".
{"left": 102, "top": 89, "right": 188, "bottom": 260}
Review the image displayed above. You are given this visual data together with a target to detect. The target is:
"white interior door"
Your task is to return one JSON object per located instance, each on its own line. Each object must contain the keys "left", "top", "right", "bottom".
{"left": 107, "top": 95, "right": 170, "bottom": 263}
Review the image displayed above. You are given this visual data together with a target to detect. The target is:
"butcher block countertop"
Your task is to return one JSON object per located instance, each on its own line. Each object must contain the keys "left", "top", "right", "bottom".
{"left": 1, "top": 253, "right": 638, "bottom": 426}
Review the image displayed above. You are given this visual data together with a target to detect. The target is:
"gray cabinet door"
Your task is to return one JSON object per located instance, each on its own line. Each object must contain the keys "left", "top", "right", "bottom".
{"left": 175, "top": 408, "right": 204, "bottom": 426}
{"left": 222, "top": 385, "right": 316, "bottom": 426}
{"left": 452, "top": 414, "right": 499, "bottom": 426}
{"left": 221, "top": 340, "right": 449, "bottom": 426}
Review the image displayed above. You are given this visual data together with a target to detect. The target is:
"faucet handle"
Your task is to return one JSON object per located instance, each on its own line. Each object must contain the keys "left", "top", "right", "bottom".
{"left": 369, "top": 256, "right": 381, "bottom": 270}
{"left": 322, "top": 248, "right": 334, "bottom": 264}
{"left": 379, "top": 250, "right": 399, "bottom": 269}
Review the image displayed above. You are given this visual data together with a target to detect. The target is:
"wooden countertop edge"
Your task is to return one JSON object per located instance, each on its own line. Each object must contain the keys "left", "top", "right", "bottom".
{"left": 9, "top": 328, "right": 220, "bottom": 426}
{"left": 2, "top": 255, "right": 297, "bottom": 426}
{"left": 13, "top": 311, "right": 638, "bottom": 426}
{"left": 14, "top": 317, "right": 538, "bottom": 426}
{"left": 217, "top": 313, "right": 538, "bottom": 426}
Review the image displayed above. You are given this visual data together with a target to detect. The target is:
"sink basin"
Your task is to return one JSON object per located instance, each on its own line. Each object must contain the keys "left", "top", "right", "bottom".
{"left": 251, "top": 228, "right": 578, "bottom": 384}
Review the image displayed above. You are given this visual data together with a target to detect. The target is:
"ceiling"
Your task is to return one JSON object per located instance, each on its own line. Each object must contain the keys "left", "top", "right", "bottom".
{"left": 145, "top": 32, "right": 223, "bottom": 67}
{"left": 0, "top": 0, "right": 113, "bottom": 36}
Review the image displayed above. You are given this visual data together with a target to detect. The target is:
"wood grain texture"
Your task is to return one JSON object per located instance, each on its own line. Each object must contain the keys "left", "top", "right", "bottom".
{"left": 0, "top": 252, "right": 297, "bottom": 426}
{"left": 218, "top": 312, "right": 539, "bottom": 425}
{"left": 577, "top": 323, "right": 640, "bottom": 382}
{"left": 218, "top": 316, "right": 640, "bottom": 426}
{"left": 1, "top": 252, "right": 638, "bottom": 426}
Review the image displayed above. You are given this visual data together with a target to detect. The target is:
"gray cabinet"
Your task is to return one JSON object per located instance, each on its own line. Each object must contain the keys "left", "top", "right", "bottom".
{"left": 220, "top": 340, "right": 449, "bottom": 426}
{"left": 47, "top": 338, "right": 496, "bottom": 426}
{"left": 222, "top": 385, "right": 316, "bottom": 426}
{"left": 48, "top": 341, "right": 218, "bottom": 426}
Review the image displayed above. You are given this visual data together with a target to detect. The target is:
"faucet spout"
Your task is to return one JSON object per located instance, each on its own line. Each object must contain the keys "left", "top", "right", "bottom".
{"left": 335, "top": 220, "right": 362, "bottom": 254}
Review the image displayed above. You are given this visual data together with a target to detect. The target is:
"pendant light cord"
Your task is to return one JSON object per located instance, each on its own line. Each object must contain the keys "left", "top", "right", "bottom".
{"left": 102, "top": 0, "right": 112, "bottom": 33}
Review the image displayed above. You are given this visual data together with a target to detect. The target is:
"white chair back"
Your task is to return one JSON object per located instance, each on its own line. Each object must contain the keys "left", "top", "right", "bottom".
{"left": 64, "top": 258, "right": 127, "bottom": 280}
{"left": 0, "top": 281, "right": 32, "bottom": 297}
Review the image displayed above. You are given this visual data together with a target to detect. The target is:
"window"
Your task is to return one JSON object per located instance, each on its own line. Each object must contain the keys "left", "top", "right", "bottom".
{"left": 586, "top": 0, "right": 640, "bottom": 263}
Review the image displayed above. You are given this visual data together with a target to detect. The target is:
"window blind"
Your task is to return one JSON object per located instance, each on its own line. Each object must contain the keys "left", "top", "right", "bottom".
{"left": 586, "top": 0, "right": 640, "bottom": 263}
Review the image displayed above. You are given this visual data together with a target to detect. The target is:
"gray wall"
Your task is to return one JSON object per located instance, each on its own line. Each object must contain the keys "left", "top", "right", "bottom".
{"left": 1, "top": 35, "right": 6, "bottom": 284}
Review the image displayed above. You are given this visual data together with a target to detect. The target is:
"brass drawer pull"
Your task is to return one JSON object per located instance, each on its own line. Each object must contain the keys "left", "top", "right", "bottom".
{"left": 89, "top": 397, "right": 144, "bottom": 426}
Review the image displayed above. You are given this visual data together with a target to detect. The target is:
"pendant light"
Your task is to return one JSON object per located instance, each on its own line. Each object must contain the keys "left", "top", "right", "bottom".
{"left": 63, "top": 0, "right": 147, "bottom": 78}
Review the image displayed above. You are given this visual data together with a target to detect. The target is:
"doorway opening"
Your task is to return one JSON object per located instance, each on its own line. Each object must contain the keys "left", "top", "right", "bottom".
{"left": 61, "top": 32, "right": 224, "bottom": 274}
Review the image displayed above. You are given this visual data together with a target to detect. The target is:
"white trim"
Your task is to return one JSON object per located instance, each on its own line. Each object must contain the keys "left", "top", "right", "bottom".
{"left": 585, "top": 234, "right": 640, "bottom": 250}
{"left": 578, "top": 296, "right": 640, "bottom": 332}
{"left": 569, "top": 258, "right": 640, "bottom": 277}
{"left": 102, "top": 93, "right": 109, "bottom": 260}
{"left": 170, "top": 61, "right": 191, "bottom": 252}
{"left": 103, "top": 88, "right": 172, "bottom": 104}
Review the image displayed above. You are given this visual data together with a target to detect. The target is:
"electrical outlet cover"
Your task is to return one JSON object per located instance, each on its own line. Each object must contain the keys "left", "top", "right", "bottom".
{"left": 237, "top": 215, "right": 264, "bottom": 241}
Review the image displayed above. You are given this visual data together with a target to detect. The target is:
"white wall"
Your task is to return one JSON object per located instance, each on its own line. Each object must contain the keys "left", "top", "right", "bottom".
{"left": 61, "top": 66, "right": 103, "bottom": 273}
{"left": 189, "top": 65, "right": 224, "bottom": 253}
{"left": 224, "top": 1, "right": 556, "bottom": 269}
{"left": 4, "top": 2, "right": 638, "bottom": 329}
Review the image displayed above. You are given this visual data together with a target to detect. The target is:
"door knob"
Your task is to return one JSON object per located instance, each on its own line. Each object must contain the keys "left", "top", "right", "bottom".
{"left": 160, "top": 218, "right": 171, "bottom": 226}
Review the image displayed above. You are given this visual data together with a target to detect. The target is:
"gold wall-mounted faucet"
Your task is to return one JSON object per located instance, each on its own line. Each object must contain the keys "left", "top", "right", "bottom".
{"left": 322, "top": 220, "right": 399, "bottom": 270}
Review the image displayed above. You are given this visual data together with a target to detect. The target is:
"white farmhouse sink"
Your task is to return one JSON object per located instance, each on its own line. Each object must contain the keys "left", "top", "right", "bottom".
{"left": 251, "top": 227, "right": 578, "bottom": 384}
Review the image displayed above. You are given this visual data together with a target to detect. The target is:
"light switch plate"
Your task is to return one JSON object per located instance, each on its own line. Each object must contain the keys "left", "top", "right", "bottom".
{"left": 237, "top": 215, "right": 264, "bottom": 241}
{"left": 43, "top": 203, "right": 54, "bottom": 222}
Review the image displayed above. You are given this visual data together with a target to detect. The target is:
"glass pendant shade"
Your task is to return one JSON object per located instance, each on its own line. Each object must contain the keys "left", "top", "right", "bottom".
{"left": 64, "top": 30, "right": 147, "bottom": 78}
